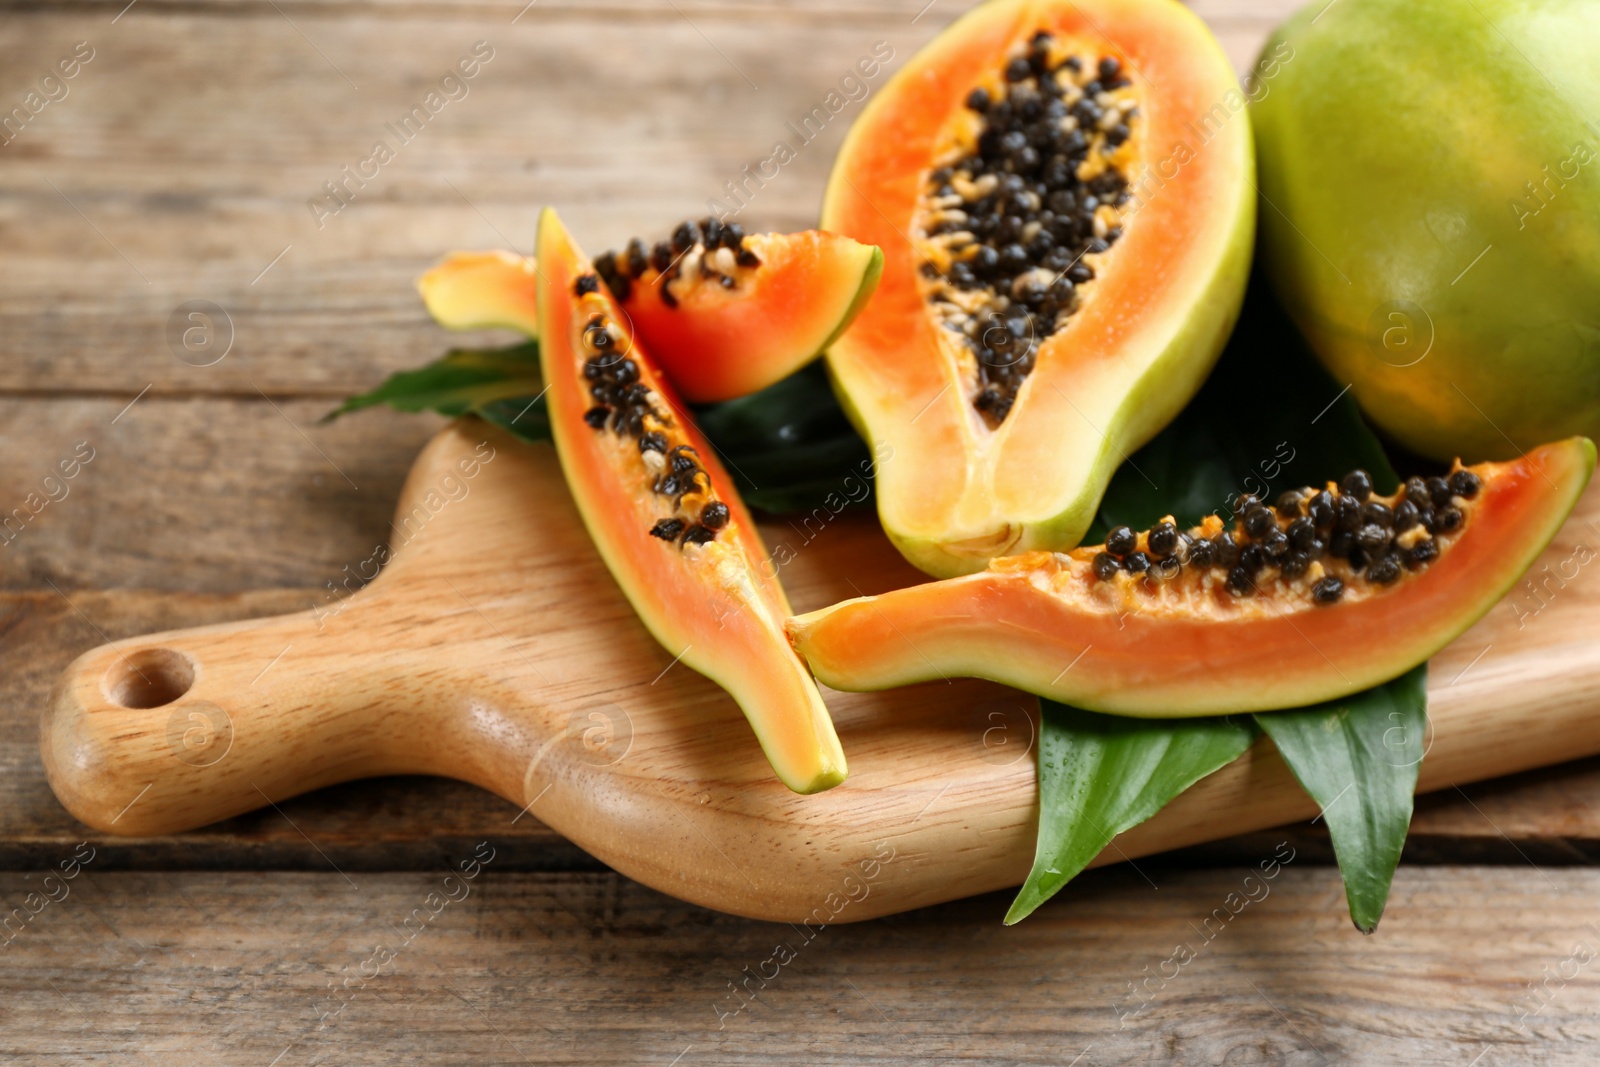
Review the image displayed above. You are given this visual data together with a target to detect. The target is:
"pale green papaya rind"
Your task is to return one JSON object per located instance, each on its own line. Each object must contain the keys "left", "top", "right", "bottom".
{"left": 816, "top": 244, "right": 885, "bottom": 357}
{"left": 1254, "top": 0, "right": 1600, "bottom": 463}
{"left": 791, "top": 438, "right": 1595, "bottom": 717}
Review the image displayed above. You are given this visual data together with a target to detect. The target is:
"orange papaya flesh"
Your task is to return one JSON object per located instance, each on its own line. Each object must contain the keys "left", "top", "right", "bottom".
{"left": 822, "top": 0, "right": 1254, "bottom": 578}
{"left": 535, "top": 208, "right": 847, "bottom": 794}
{"left": 421, "top": 227, "right": 881, "bottom": 404}
{"left": 591, "top": 221, "right": 882, "bottom": 404}
{"left": 789, "top": 438, "right": 1595, "bottom": 717}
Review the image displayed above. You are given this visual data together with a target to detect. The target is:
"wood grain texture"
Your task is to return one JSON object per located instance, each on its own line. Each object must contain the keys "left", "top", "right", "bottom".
{"left": 0, "top": 3, "right": 1278, "bottom": 396}
{"left": 1, "top": 864, "right": 1598, "bottom": 1065}
{"left": 0, "top": 0, "right": 1596, "bottom": 880}
{"left": 38, "top": 422, "right": 1600, "bottom": 921}
{"left": 6, "top": 0, "right": 1600, "bottom": 1055}
{"left": 8, "top": 586, "right": 1600, "bottom": 871}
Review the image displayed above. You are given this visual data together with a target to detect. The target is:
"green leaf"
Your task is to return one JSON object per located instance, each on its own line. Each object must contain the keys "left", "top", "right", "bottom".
{"left": 1253, "top": 664, "right": 1429, "bottom": 933}
{"left": 1005, "top": 704, "right": 1258, "bottom": 924}
{"left": 692, "top": 363, "right": 874, "bottom": 514}
{"left": 1087, "top": 276, "right": 1398, "bottom": 540}
{"left": 325, "top": 341, "right": 544, "bottom": 421}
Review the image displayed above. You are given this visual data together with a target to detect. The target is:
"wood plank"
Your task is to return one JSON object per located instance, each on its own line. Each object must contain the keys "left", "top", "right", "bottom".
{"left": 5, "top": 399, "right": 1600, "bottom": 872}
{"left": 8, "top": 583, "right": 1600, "bottom": 870}
{"left": 0, "top": 865, "right": 1594, "bottom": 1064}
{"left": 0, "top": 5, "right": 1280, "bottom": 396}
{"left": 0, "top": 398, "right": 435, "bottom": 593}
{"left": 29, "top": 423, "right": 1600, "bottom": 924}
{"left": 0, "top": 587, "right": 587, "bottom": 870}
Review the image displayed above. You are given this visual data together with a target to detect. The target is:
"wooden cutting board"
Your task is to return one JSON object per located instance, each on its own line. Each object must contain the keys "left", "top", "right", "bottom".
{"left": 41, "top": 421, "right": 1600, "bottom": 922}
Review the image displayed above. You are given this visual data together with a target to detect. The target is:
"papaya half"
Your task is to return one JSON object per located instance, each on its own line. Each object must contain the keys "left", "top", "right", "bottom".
{"left": 1254, "top": 0, "right": 1600, "bottom": 463}
{"left": 822, "top": 0, "right": 1255, "bottom": 578}
{"left": 789, "top": 438, "right": 1595, "bottom": 716}
{"left": 535, "top": 208, "right": 847, "bottom": 793}
{"left": 421, "top": 223, "right": 881, "bottom": 404}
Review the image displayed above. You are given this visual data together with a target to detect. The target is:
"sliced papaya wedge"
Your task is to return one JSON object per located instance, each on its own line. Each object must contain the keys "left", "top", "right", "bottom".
{"left": 421, "top": 225, "right": 881, "bottom": 404}
{"left": 592, "top": 221, "right": 882, "bottom": 404}
{"left": 789, "top": 439, "right": 1595, "bottom": 717}
{"left": 536, "top": 208, "right": 847, "bottom": 793}
{"left": 419, "top": 250, "right": 542, "bottom": 336}
{"left": 822, "top": 0, "right": 1254, "bottom": 578}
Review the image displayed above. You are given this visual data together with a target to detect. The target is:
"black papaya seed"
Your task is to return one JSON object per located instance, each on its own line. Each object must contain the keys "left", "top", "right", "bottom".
{"left": 650, "top": 518, "right": 685, "bottom": 541}
{"left": 1281, "top": 552, "right": 1310, "bottom": 579}
{"left": 1425, "top": 475, "right": 1452, "bottom": 508}
{"left": 1226, "top": 566, "right": 1253, "bottom": 595}
{"left": 573, "top": 273, "right": 600, "bottom": 296}
{"left": 700, "top": 501, "right": 731, "bottom": 530}
{"left": 1276, "top": 489, "right": 1305, "bottom": 517}
{"left": 1406, "top": 539, "right": 1439, "bottom": 569}
{"left": 1092, "top": 552, "right": 1121, "bottom": 581}
{"left": 1147, "top": 521, "right": 1178, "bottom": 558}
{"left": 1188, "top": 536, "right": 1216, "bottom": 568}
{"left": 1312, "top": 576, "right": 1344, "bottom": 604}
{"left": 1367, "top": 553, "right": 1401, "bottom": 584}
{"left": 1105, "top": 525, "right": 1137, "bottom": 556}
{"left": 1449, "top": 469, "right": 1481, "bottom": 498}
{"left": 1434, "top": 506, "right": 1463, "bottom": 532}
{"left": 1341, "top": 469, "right": 1373, "bottom": 502}
{"left": 1356, "top": 523, "right": 1392, "bottom": 552}
{"left": 1213, "top": 532, "right": 1241, "bottom": 567}
{"left": 671, "top": 220, "right": 701, "bottom": 254}
{"left": 1307, "top": 490, "right": 1336, "bottom": 531}
{"left": 639, "top": 432, "right": 667, "bottom": 454}
{"left": 1261, "top": 529, "right": 1290, "bottom": 562}
{"left": 583, "top": 405, "right": 610, "bottom": 429}
{"left": 681, "top": 524, "right": 717, "bottom": 547}
{"left": 1240, "top": 544, "right": 1266, "bottom": 573}
{"left": 1123, "top": 551, "right": 1151, "bottom": 574}
{"left": 1393, "top": 499, "right": 1420, "bottom": 532}
{"left": 1244, "top": 506, "right": 1276, "bottom": 540}
{"left": 1287, "top": 516, "right": 1317, "bottom": 551}
{"left": 1335, "top": 495, "right": 1364, "bottom": 532}
{"left": 625, "top": 238, "right": 648, "bottom": 277}
{"left": 1362, "top": 501, "right": 1393, "bottom": 528}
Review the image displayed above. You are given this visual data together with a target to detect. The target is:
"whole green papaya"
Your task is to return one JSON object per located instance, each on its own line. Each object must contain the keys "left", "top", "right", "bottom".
{"left": 1253, "top": 0, "right": 1600, "bottom": 462}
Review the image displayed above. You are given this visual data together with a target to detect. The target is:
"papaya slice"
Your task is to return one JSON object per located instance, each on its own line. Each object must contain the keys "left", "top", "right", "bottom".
{"left": 535, "top": 208, "right": 847, "bottom": 794}
{"left": 822, "top": 0, "right": 1254, "bottom": 577}
{"left": 419, "top": 250, "right": 542, "bottom": 336}
{"left": 421, "top": 225, "right": 882, "bottom": 404}
{"left": 789, "top": 439, "right": 1595, "bottom": 717}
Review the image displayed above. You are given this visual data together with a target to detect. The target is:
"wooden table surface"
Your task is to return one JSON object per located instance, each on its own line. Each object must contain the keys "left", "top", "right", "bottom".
{"left": 4, "top": 0, "right": 1600, "bottom": 1062}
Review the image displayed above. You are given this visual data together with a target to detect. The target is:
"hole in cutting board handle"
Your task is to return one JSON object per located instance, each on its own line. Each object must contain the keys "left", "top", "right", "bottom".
{"left": 102, "top": 648, "right": 196, "bottom": 709}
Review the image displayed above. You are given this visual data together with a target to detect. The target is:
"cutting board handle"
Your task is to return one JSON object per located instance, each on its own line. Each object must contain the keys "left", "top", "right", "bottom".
{"left": 38, "top": 584, "right": 538, "bottom": 836}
